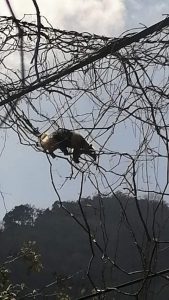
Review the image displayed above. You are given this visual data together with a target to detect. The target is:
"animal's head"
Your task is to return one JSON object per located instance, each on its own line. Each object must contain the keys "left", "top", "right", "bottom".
{"left": 40, "top": 133, "right": 49, "bottom": 141}
{"left": 36, "top": 132, "right": 49, "bottom": 147}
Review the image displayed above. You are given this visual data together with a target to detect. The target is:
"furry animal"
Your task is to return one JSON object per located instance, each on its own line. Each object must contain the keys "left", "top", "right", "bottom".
{"left": 38, "top": 128, "right": 96, "bottom": 163}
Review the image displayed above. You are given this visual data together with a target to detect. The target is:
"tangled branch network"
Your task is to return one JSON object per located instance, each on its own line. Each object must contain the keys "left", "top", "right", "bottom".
{"left": 0, "top": 15, "right": 169, "bottom": 200}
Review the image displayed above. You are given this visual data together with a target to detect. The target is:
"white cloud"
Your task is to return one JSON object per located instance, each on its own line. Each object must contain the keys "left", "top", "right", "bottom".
{"left": 1, "top": 0, "right": 126, "bottom": 36}
{"left": 1, "top": 0, "right": 168, "bottom": 38}
{"left": 54, "top": 0, "right": 126, "bottom": 35}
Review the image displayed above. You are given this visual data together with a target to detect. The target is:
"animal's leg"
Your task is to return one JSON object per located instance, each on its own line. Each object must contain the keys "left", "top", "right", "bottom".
{"left": 49, "top": 152, "right": 56, "bottom": 159}
{"left": 59, "top": 145, "right": 69, "bottom": 156}
{"left": 73, "top": 149, "right": 80, "bottom": 163}
{"left": 81, "top": 144, "right": 96, "bottom": 161}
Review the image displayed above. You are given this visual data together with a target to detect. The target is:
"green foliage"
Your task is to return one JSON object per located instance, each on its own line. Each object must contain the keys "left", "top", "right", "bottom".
{"left": 20, "top": 241, "right": 43, "bottom": 273}
{"left": 0, "top": 241, "right": 42, "bottom": 299}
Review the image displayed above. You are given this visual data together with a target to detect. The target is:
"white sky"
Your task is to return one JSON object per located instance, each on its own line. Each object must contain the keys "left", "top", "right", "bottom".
{"left": 0, "top": 0, "right": 168, "bottom": 220}
{"left": 1, "top": 0, "right": 168, "bottom": 35}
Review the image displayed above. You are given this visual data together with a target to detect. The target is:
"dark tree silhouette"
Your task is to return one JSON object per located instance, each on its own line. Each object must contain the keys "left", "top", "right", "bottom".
{"left": 0, "top": 195, "right": 169, "bottom": 299}
{"left": 3, "top": 204, "right": 38, "bottom": 228}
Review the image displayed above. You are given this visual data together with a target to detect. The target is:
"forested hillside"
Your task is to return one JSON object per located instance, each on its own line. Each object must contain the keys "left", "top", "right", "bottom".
{"left": 0, "top": 194, "right": 169, "bottom": 299}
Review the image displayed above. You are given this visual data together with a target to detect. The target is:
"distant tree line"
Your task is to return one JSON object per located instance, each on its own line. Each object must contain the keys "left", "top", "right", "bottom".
{"left": 0, "top": 194, "right": 169, "bottom": 299}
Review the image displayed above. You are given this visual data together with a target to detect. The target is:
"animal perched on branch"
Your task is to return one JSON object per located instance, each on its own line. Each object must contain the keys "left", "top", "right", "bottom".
{"left": 37, "top": 128, "right": 96, "bottom": 163}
